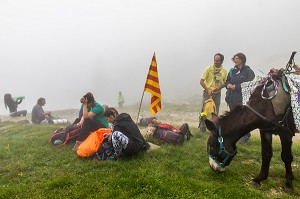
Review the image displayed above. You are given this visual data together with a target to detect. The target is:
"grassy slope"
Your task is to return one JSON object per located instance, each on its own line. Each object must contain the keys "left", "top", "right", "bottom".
{"left": 0, "top": 101, "right": 300, "bottom": 199}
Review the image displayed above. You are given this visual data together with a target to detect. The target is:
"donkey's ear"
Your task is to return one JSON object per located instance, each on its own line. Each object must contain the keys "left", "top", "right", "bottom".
{"left": 211, "top": 113, "right": 220, "bottom": 126}
{"left": 205, "top": 113, "right": 219, "bottom": 136}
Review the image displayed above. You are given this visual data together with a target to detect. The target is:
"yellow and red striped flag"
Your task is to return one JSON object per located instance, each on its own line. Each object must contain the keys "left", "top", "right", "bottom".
{"left": 144, "top": 52, "right": 162, "bottom": 114}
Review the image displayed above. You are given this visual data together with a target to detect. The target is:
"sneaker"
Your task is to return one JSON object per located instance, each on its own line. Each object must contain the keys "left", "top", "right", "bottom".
{"left": 72, "top": 141, "right": 82, "bottom": 151}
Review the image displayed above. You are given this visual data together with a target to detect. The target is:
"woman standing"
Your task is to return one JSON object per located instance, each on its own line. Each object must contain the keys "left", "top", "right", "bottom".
{"left": 225, "top": 53, "right": 255, "bottom": 143}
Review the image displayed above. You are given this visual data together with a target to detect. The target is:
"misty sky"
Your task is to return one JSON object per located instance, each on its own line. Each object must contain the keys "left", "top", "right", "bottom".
{"left": 1, "top": 0, "right": 300, "bottom": 113}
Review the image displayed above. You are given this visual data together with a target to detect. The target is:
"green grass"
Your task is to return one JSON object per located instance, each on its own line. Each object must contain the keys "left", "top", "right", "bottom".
{"left": 1, "top": 103, "right": 300, "bottom": 198}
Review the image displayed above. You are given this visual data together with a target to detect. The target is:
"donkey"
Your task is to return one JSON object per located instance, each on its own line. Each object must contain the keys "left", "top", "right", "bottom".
{"left": 205, "top": 82, "right": 296, "bottom": 189}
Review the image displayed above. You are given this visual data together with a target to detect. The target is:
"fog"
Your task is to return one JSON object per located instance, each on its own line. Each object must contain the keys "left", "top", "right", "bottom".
{"left": 1, "top": 0, "right": 300, "bottom": 114}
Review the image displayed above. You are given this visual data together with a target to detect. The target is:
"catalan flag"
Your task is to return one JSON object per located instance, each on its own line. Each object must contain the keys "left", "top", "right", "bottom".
{"left": 144, "top": 52, "right": 162, "bottom": 114}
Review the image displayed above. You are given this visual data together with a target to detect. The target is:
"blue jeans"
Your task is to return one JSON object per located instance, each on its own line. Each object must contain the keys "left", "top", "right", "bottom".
{"left": 10, "top": 110, "right": 27, "bottom": 117}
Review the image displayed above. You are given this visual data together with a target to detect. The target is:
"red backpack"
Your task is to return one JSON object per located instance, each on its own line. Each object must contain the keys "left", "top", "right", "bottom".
{"left": 153, "top": 123, "right": 192, "bottom": 144}
{"left": 49, "top": 124, "right": 81, "bottom": 145}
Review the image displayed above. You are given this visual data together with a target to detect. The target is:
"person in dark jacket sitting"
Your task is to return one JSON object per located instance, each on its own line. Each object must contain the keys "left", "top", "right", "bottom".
{"left": 104, "top": 107, "right": 150, "bottom": 158}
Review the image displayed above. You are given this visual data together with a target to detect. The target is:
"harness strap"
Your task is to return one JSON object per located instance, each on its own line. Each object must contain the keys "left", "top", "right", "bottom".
{"left": 261, "top": 74, "right": 278, "bottom": 99}
{"left": 244, "top": 104, "right": 286, "bottom": 130}
{"left": 217, "top": 127, "right": 236, "bottom": 166}
{"left": 281, "top": 75, "right": 290, "bottom": 93}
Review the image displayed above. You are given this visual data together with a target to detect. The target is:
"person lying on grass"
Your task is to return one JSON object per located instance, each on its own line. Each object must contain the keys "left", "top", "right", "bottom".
{"left": 103, "top": 107, "right": 150, "bottom": 159}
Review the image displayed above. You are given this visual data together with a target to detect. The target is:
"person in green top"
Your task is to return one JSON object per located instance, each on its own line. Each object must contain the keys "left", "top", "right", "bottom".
{"left": 200, "top": 53, "right": 228, "bottom": 114}
{"left": 117, "top": 91, "right": 125, "bottom": 108}
{"left": 76, "top": 93, "right": 109, "bottom": 143}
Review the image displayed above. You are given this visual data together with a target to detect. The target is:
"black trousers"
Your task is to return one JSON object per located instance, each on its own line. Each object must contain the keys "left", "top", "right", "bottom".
{"left": 78, "top": 118, "right": 106, "bottom": 141}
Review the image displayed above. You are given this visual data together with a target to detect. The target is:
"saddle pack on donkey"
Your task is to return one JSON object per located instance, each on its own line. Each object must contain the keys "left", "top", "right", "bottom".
{"left": 49, "top": 124, "right": 81, "bottom": 145}
{"left": 153, "top": 123, "right": 192, "bottom": 144}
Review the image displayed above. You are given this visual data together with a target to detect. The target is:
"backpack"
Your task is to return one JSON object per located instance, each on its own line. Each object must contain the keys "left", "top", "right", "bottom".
{"left": 77, "top": 128, "right": 111, "bottom": 158}
{"left": 49, "top": 124, "right": 81, "bottom": 145}
{"left": 95, "top": 137, "right": 116, "bottom": 160}
{"left": 153, "top": 123, "right": 192, "bottom": 144}
{"left": 198, "top": 97, "right": 216, "bottom": 132}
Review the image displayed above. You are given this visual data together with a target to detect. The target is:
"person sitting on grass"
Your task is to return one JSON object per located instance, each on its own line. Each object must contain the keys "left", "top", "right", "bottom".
{"left": 73, "top": 93, "right": 110, "bottom": 150}
{"left": 103, "top": 107, "right": 150, "bottom": 159}
{"left": 4, "top": 93, "right": 27, "bottom": 117}
{"left": 31, "top": 97, "right": 52, "bottom": 124}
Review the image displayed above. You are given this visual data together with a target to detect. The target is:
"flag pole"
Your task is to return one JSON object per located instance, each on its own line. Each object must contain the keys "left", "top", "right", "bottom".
{"left": 136, "top": 91, "right": 145, "bottom": 123}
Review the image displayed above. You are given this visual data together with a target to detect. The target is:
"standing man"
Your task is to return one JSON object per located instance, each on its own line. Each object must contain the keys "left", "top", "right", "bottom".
{"left": 117, "top": 91, "right": 125, "bottom": 108}
{"left": 200, "top": 53, "right": 228, "bottom": 115}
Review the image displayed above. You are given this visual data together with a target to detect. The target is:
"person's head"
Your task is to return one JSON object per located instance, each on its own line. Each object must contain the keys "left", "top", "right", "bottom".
{"left": 4, "top": 93, "right": 13, "bottom": 109}
{"left": 232, "top": 53, "right": 246, "bottom": 68}
{"left": 81, "top": 93, "right": 95, "bottom": 108}
{"left": 213, "top": 53, "right": 224, "bottom": 68}
{"left": 119, "top": 91, "right": 122, "bottom": 96}
{"left": 104, "top": 107, "right": 119, "bottom": 123}
{"left": 37, "top": 98, "right": 46, "bottom": 106}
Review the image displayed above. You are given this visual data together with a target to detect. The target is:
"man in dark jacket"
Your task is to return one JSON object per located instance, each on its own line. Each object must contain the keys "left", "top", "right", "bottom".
{"left": 104, "top": 107, "right": 150, "bottom": 158}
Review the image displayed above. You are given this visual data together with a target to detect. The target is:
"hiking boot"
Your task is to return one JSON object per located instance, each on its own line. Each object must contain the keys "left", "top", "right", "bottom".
{"left": 72, "top": 141, "right": 82, "bottom": 151}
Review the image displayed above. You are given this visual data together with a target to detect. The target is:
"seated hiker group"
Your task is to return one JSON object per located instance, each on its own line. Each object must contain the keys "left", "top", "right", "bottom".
{"left": 49, "top": 92, "right": 192, "bottom": 160}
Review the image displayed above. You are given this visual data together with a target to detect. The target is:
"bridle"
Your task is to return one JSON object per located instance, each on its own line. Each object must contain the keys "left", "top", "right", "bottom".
{"left": 208, "top": 126, "right": 236, "bottom": 168}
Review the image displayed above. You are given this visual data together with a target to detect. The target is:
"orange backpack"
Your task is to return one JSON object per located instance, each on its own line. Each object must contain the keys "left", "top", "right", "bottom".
{"left": 77, "top": 128, "right": 111, "bottom": 158}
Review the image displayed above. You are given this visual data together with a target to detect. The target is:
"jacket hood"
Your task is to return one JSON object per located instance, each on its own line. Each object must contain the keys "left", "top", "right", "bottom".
{"left": 115, "top": 113, "right": 132, "bottom": 123}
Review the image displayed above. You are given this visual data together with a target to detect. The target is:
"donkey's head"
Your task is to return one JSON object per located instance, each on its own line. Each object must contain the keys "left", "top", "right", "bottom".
{"left": 205, "top": 113, "right": 237, "bottom": 173}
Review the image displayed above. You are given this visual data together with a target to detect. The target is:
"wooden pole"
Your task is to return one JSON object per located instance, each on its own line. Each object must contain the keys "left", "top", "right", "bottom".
{"left": 136, "top": 91, "right": 145, "bottom": 123}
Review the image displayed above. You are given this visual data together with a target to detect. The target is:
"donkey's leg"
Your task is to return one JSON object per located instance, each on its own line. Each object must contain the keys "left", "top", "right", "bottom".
{"left": 279, "top": 133, "right": 294, "bottom": 189}
{"left": 251, "top": 130, "right": 272, "bottom": 186}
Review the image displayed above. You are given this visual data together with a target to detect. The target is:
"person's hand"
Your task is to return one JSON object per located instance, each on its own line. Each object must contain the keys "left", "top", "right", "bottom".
{"left": 77, "top": 122, "right": 83, "bottom": 127}
{"left": 80, "top": 97, "right": 88, "bottom": 104}
{"left": 103, "top": 133, "right": 110, "bottom": 139}
{"left": 227, "top": 84, "right": 235, "bottom": 90}
{"left": 207, "top": 90, "right": 212, "bottom": 96}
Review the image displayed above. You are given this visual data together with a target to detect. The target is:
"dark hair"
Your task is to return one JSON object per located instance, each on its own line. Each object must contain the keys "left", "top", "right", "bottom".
{"left": 232, "top": 53, "right": 246, "bottom": 65}
{"left": 83, "top": 94, "right": 95, "bottom": 104}
{"left": 214, "top": 53, "right": 224, "bottom": 63}
{"left": 4, "top": 93, "right": 13, "bottom": 110}
{"left": 104, "top": 107, "right": 119, "bottom": 117}
{"left": 37, "top": 98, "right": 45, "bottom": 106}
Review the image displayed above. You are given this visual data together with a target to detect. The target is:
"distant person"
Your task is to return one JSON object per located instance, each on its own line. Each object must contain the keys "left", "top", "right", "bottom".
{"left": 200, "top": 53, "right": 228, "bottom": 115}
{"left": 104, "top": 107, "right": 150, "bottom": 159}
{"left": 117, "top": 91, "right": 125, "bottom": 108}
{"left": 225, "top": 53, "right": 255, "bottom": 143}
{"left": 73, "top": 93, "right": 110, "bottom": 149}
{"left": 4, "top": 93, "right": 27, "bottom": 117}
{"left": 31, "top": 97, "right": 52, "bottom": 124}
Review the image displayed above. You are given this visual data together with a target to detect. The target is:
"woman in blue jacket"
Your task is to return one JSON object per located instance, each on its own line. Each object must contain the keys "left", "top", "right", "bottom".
{"left": 225, "top": 53, "right": 255, "bottom": 143}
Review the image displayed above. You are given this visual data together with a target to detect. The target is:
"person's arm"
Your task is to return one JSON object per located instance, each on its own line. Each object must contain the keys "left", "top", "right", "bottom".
{"left": 200, "top": 79, "right": 212, "bottom": 96}
{"left": 16, "top": 99, "right": 23, "bottom": 105}
{"left": 81, "top": 98, "right": 96, "bottom": 119}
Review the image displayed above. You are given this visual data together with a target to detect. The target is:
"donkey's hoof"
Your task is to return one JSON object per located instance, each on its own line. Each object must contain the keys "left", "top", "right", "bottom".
{"left": 250, "top": 180, "right": 261, "bottom": 187}
{"left": 284, "top": 182, "right": 293, "bottom": 193}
